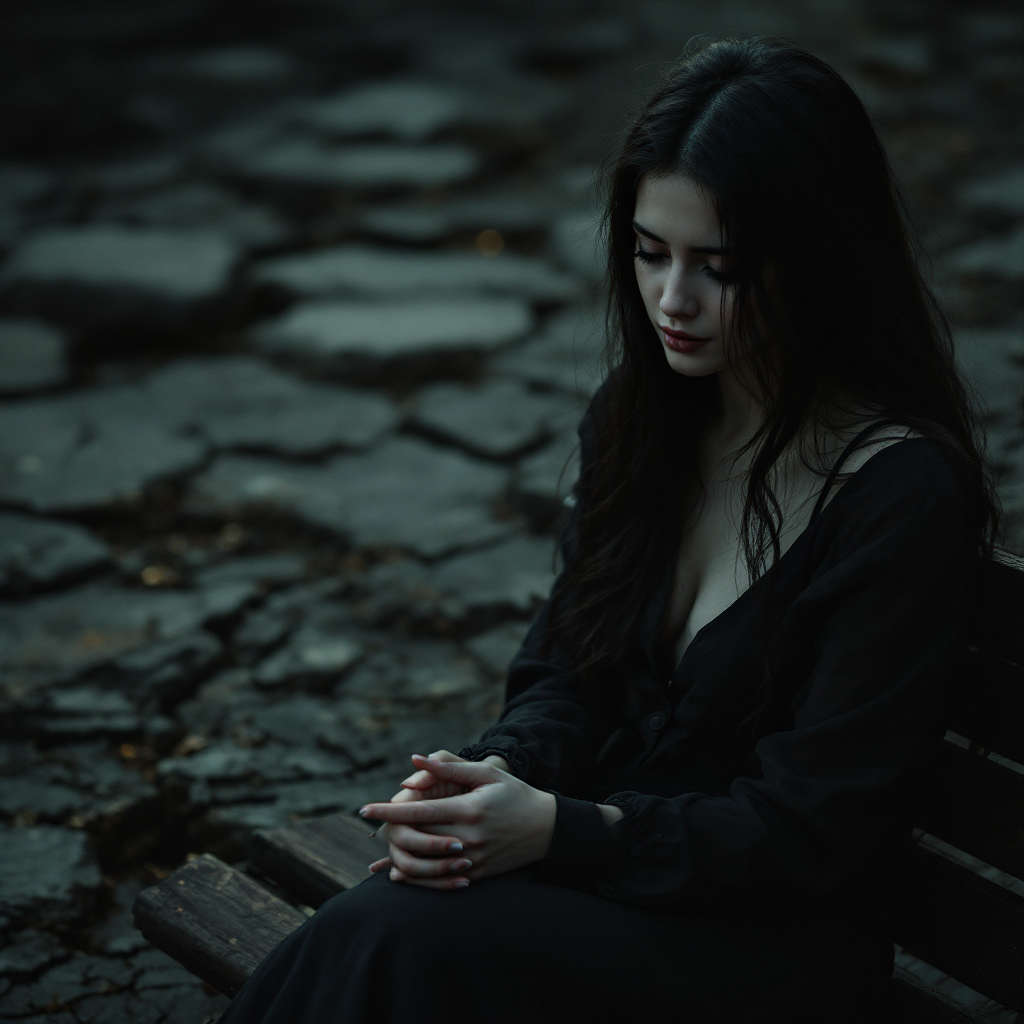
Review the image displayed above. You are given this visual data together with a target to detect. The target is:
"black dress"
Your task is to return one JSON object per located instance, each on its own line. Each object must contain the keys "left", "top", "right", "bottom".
{"left": 217, "top": 420, "right": 974, "bottom": 1024}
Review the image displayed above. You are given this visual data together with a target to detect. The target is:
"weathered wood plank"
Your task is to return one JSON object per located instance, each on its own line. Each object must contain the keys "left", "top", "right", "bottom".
{"left": 915, "top": 737, "right": 1024, "bottom": 879}
{"left": 247, "top": 813, "right": 388, "bottom": 909}
{"left": 890, "top": 965, "right": 1005, "bottom": 1024}
{"left": 133, "top": 853, "right": 306, "bottom": 997}
{"left": 894, "top": 842, "right": 1024, "bottom": 1011}
{"left": 946, "top": 649, "right": 1024, "bottom": 764}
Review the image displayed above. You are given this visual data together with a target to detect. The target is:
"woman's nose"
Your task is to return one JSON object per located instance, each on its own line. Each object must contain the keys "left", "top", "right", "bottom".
{"left": 660, "top": 285, "right": 699, "bottom": 321}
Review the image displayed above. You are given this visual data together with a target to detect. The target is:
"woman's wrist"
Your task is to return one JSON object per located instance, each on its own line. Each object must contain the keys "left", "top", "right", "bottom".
{"left": 532, "top": 789, "right": 557, "bottom": 862}
{"left": 598, "top": 803, "right": 624, "bottom": 826}
{"left": 482, "top": 754, "right": 510, "bottom": 772}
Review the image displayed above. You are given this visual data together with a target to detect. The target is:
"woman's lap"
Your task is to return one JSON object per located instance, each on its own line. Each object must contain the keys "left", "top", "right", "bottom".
{"left": 218, "top": 870, "right": 891, "bottom": 1024}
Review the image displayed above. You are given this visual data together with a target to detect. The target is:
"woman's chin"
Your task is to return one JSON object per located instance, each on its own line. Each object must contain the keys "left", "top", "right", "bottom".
{"left": 662, "top": 344, "right": 724, "bottom": 377}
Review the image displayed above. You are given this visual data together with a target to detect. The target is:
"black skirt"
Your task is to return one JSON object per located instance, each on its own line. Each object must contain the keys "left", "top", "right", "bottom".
{"left": 216, "top": 868, "right": 892, "bottom": 1023}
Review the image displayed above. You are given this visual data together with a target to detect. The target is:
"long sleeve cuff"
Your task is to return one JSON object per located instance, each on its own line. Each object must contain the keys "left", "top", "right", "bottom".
{"left": 541, "top": 794, "right": 625, "bottom": 873}
{"left": 457, "top": 737, "right": 529, "bottom": 780}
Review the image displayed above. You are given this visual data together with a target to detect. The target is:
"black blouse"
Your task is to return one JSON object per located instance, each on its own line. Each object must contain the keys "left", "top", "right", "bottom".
{"left": 460, "top": 411, "right": 975, "bottom": 916}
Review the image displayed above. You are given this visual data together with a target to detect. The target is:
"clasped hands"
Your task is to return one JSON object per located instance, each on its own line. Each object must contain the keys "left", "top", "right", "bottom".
{"left": 360, "top": 750, "right": 556, "bottom": 891}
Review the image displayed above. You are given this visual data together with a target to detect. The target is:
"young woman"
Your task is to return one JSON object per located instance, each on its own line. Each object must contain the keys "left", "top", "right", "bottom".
{"left": 219, "top": 37, "right": 998, "bottom": 1023}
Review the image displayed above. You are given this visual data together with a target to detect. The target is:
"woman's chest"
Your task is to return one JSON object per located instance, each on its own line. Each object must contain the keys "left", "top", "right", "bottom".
{"left": 666, "top": 458, "right": 825, "bottom": 666}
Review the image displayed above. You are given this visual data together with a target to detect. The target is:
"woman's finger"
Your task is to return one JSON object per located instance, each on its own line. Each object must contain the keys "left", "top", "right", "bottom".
{"left": 388, "top": 843, "right": 472, "bottom": 879}
{"left": 386, "top": 823, "right": 464, "bottom": 856}
{"left": 399, "top": 750, "right": 467, "bottom": 790}
{"left": 400, "top": 769, "right": 435, "bottom": 790}
{"left": 409, "top": 754, "right": 498, "bottom": 787}
{"left": 368, "top": 857, "right": 391, "bottom": 873}
{"left": 393, "top": 778, "right": 467, "bottom": 802}
{"left": 359, "top": 795, "right": 472, "bottom": 825}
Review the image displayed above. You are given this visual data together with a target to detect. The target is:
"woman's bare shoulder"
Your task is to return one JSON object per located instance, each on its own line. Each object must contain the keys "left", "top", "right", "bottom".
{"left": 806, "top": 420, "right": 927, "bottom": 514}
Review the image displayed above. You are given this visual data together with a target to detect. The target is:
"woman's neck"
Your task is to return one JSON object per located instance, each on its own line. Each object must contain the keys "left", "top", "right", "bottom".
{"left": 711, "top": 364, "right": 764, "bottom": 455}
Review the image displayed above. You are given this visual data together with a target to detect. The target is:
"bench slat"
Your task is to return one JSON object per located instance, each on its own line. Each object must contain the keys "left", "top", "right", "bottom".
{"left": 890, "top": 965, "right": 1006, "bottom": 1024}
{"left": 248, "top": 813, "right": 388, "bottom": 909}
{"left": 895, "top": 842, "right": 1024, "bottom": 1012}
{"left": 946, "top": 650, "right": 1024, "bottom": 763}
{"left": 915, "top": 738, "right": 1024, "bottom": 879}
{"left": 133, "top": 853, "right": 306, "bottom": 997}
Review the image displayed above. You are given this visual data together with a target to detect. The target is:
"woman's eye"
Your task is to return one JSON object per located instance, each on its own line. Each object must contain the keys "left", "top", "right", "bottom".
{"left": 633, "top": 246, "right": 666, "bottom": 264}
{"left": 700, "top": 265, "right": 734, "bottom": 283}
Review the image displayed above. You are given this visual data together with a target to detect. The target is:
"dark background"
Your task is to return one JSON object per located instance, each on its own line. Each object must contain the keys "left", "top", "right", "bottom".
{"left": 0, "top": 2, "right": 1021, "bottom": 1020}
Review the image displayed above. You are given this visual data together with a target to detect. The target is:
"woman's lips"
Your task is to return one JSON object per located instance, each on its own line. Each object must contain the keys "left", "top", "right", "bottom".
{"left": 660, "top": 326, "right": 711, "bottom": 354}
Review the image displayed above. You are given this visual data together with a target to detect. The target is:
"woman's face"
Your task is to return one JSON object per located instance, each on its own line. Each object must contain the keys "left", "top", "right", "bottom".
{"left": 633, "top": 173, "right": 735, "bottom": 378}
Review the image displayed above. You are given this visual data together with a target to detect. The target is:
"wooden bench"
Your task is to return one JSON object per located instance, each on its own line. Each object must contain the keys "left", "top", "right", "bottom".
{"left": 134, "top": 551, "right": 1024, "bottom": 1021}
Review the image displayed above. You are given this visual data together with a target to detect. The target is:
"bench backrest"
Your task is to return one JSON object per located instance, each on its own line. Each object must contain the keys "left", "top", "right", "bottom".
{"left": 894, "top": 551, "right": 1024, "bottom": 1011}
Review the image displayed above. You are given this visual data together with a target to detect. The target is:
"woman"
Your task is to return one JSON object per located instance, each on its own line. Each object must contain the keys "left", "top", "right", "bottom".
{"left": 220, "top": 37, "right": 998, "bottom": 1023}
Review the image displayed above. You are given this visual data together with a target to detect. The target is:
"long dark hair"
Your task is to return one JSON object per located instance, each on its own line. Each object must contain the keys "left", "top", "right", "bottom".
{"left": 547, "top": 37, "right": 999, "bottom": 709}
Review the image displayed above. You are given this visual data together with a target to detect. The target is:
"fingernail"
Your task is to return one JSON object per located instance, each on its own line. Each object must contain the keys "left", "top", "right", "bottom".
{"left": 452, "top": 859, "right": 472, "bottom": 872}
{"left": 400, "top": 775, "right": 417, "bottom": 786}
{"left": 454, "top": 879, "right": 470, "bottom": 888}
{"left": 390, "top": 868, "right": 399, "bottom": 880}
{"left": 448, "top": 842, "right": 463, "bottom": 852}
{"left": 358, "top": 806, "right": 370, "bottom": 817}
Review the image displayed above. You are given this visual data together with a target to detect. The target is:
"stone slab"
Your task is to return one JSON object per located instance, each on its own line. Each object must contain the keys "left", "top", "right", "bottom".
{"left": 252, "top": 626, "right": 362, "bottom": 689}
{"left": 109, "top": 630, "right": 225, "bottom": 713}
{"left": 170, "top": 45, "right": 295, "bottom": 84}
{"left": 0, "top": 779, "right": 83, "bottom": 820}
{"left": 516, "top": 431, "right": 582, "bottom": 513}
{"left": 0, "top": 583, "right": 236, "bottom": 697}
{"left": 0, "top": 318, "right": 69, "bottom": 394}
{"left": 185, "top": 438, "right": 512, "bottom": 557}
{"left": 3, "top": 953, "right": 135, "bottom": 1016}
{"left": 156, "top": 743, "right": 298, "bottom": 784}
{"left": 359, "top": 192, "right": 552, "bottom": 243}
{"left": 428, "top": 535, "right": 555, "bottom": 614}
{"left": 139, "top": 356, "right": 399, "bottom": 455}
{"left": 411, "top": 379, "right": 574, "bottom": 458}
{"left": 0, "top": 512, "right": 110, "bottom": 595}
{"left": 0, "top": 225, "right": 238, "bottom": 304}
{"left": 97, "top": 181, "right": 289, "bottom": 250}
{"left": 955, "top": 328, "right": 1024, "bottom": 423}
{"left": 194, "top": 553, "right": 308, "bottom": 591}
{"left": 293, "top": 81, "right": 470, "bottom": 141}
{"left": 494, "top": 303, "right": 606, "bottom": 396}
{"left": 235, "top": 139, "right": 480, "bottom": 189}
{"left": 959, "top": 168, "right": 1024, "bottom": 215}
{"left": 465, "top": 621, "right": 531, "bottom": 675}
{"left": 253, "top": 244, "right": 581, "bottom": 302}
{"left": 355, "top": 535, "right": 554, "bottom": 625}
{"left": 76, "top": 156, "right": 182, "bottom": 194}
{"left": 0, "top": 826, "right": 101, "bottom": 923}
{"left": 250, "top": 297, "right": 533, "bottom": 365}
{"left": 0, "top": 391, "right": 206, "bottom": 513}
{"left": 340, "top": 639, "right": 485, "bottom": 702}
{"left": 550, "top": 207, "right": 605, "bottom": 280}
{"left": 247, "top": 696, "right": 345, "bottom": 746}
{"left": 946, "top": 227, "right": 1024, "bottom": 279}
{"left": 0, "top": 929, "right": 66, "bottom": 977}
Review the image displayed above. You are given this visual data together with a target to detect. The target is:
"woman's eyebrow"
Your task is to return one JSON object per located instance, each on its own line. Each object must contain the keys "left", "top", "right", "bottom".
{"left": 631, "top": 221, "right": 729, "bottom": 254}
{"left": 632, "top": 219, "right": 667, "bottom": 243}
